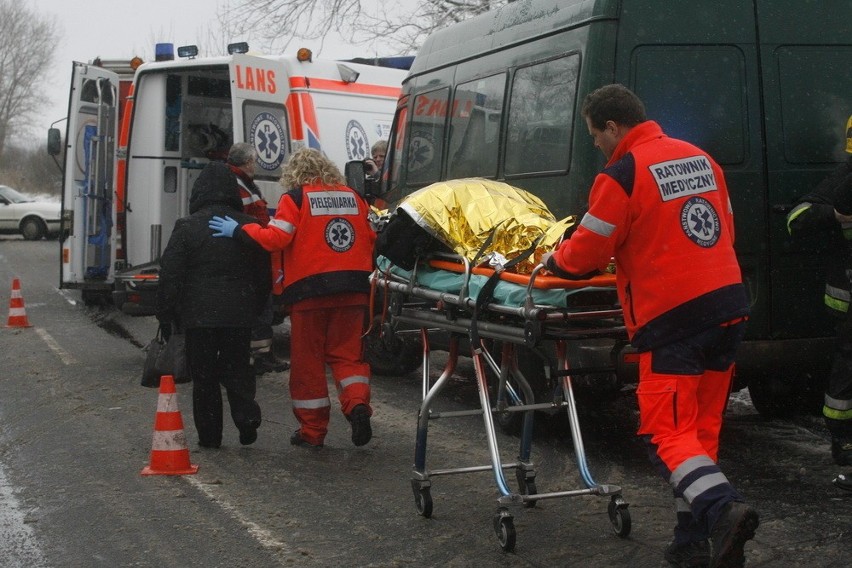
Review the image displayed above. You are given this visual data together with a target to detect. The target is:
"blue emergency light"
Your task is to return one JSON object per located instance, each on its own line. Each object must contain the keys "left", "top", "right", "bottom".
{"left": 155, "top": 43, "right": 174, "bottom": 62}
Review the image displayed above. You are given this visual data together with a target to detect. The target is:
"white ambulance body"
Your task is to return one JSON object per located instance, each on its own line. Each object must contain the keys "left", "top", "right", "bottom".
{"left": 55, "top": 46, "right": 407, "bottom": 314}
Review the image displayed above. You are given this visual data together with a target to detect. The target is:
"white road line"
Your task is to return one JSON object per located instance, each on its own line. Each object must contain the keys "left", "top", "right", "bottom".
{"left": 55, "top": 288, "right": 78, "bottom": 306}
{"left": 183, "top": 476, "right": 294, "bottom": 563}
{"left": 34, "top": 328, "right": 78, "bottom": 366}
{"left": 0, "top": 464, "right": 47, "bottom": 568}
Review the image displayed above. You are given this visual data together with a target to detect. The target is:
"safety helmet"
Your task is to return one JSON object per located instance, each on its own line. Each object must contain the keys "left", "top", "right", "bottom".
{"left": 847, "top": 114, "right": 852, "bottom": 154}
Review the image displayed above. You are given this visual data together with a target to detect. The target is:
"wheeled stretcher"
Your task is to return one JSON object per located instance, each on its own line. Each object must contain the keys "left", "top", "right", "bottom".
{"left": 370, "top": 252, "right": 633, "bottom": 552}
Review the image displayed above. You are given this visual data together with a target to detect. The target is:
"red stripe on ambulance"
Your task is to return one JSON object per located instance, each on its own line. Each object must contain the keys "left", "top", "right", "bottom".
{"left": 288, "top": 76, "right": 399, "bottom": 98}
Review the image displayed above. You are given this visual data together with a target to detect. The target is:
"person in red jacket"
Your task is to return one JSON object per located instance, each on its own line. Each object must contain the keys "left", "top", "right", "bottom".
{"left": 542, "top": 84, "right": 758, "bottom": 568}
{"left": 226, "top": 142, "right": 290, "bottom": 376}
{"left": 209, "top": 148, "right": 375, "bottom": 449}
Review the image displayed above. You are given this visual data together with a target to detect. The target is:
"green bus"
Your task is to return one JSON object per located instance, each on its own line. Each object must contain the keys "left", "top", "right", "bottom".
{"left": 371, "top": 0, "right": 852, "bottom": 416}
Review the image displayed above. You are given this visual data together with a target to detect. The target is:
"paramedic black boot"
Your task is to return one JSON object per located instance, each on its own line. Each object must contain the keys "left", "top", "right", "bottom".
{"left": 348, "top": 404, "right": 372, "bottom": 447}
{"left": 709, "top": 502, "right": 759, "bottom": 568}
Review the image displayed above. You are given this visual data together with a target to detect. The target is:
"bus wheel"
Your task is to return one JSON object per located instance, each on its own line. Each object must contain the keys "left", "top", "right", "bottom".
{"left": 746, "top": 372, "right": 825, "bottom": 419}
{"left": 746, "top": 374, "right": 800, "bottom": 419}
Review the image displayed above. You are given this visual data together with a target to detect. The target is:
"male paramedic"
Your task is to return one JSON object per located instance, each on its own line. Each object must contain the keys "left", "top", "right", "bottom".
{"left": 209, "top": 148, "right": 375, "bottom": 449}
{"left": 542, "top": 84, "right": 758, "bottom": 568}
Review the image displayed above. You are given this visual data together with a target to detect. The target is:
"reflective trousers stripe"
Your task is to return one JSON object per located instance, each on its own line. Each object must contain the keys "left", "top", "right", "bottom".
{"left": 825, "top": 393, "right": 852, "bottom": 411}
{"left": 338, "top": 375, "right": 369, "bottom": 390}
{"left": 292, "top": 397, "right": 331, "bottom": 409}
{"left": 824, "top": 406, "right": 852, "bottom": 420}
{"left": 681, "top": 471, "right": 730, "bottom": 505}
{"left": 671, "top": 455, "right": 717, "bottom": 488}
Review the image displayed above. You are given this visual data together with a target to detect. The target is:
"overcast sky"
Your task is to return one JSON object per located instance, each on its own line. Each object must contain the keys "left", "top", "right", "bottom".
{"left": 27, "top": 0, "right": 357, "bottom": 144}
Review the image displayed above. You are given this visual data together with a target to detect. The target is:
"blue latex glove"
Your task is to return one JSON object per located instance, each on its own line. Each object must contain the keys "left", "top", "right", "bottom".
{"left": 209, "top": 215, "right": 238, "bottom": 238}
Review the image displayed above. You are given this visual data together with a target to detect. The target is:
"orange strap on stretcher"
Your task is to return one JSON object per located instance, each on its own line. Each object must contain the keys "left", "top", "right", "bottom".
{"left": 427, "top": 259, "right": 617, "bottom": 290}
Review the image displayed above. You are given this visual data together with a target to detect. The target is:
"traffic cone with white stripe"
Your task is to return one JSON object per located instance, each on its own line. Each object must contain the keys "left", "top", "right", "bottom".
{"left": 6, "top": 278, "right": 32, "bottom": 328}
{"left": 141, "top": 375, "right": 198, "bottom": 476}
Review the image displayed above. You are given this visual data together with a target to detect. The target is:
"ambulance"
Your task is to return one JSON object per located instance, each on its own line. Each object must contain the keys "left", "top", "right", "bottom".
{"left": 48, "top": 43, "right": 408, "bottom": 315}
{"left": 368, "top": 0, "right": 851, "bottom": 417}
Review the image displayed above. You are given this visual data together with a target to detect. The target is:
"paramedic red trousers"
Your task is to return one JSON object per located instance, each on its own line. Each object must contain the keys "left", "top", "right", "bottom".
{"left": 636, "top": 319, "right": 748, "bottom": 544}
{"left": 288, "top": 294, "right": 372, "bottom": 446}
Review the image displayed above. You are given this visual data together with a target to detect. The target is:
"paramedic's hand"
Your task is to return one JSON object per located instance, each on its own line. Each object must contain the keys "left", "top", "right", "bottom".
{"left": 209, "top": 215, "right": 238, "bottom": 238}
{"left": 541, "top": 251, "right": 576, "bottom": 280}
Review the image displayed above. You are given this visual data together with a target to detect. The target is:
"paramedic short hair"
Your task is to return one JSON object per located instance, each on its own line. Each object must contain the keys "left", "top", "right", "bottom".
{"left": 582, "top": 84, "right": 647, "bottom": 131}
{"left": 228, "top": 142, "right": 256, "bottom": 166}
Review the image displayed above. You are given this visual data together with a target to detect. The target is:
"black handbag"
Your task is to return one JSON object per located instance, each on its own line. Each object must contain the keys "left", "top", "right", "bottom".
{"left": 141, "top": 325, "right": 190, "bottom": 387}
{"left": 141, "top": 329, "right": 166, "bottom": 388}
{"left": 155, "top": 326, "right": 191, "bottom": 384}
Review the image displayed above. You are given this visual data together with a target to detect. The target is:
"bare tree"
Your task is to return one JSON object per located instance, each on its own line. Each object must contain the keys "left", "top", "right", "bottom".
{"left": 0, "top": 0, "right": 59, "bottom": 159}
{"left": 221, "top": 0, "right": 512, "bottom": 55}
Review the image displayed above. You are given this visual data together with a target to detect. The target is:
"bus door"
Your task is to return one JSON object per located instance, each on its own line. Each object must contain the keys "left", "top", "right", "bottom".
{"left": 60, "top": 62, "right": 119, "bottom": 291}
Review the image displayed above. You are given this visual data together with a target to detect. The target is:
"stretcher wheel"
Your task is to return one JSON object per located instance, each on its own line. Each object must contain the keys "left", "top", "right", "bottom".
{"left": 608, "top": 496, "right": 631, "bottom": 537}
{"left": 414, "top": 486, "right": 433, "bottom": 518}
{"left": 493, "top": 509, "right": 516, "bottom": 552}
{"left": 521, "top": 479, "right": 537, "bottom": 508}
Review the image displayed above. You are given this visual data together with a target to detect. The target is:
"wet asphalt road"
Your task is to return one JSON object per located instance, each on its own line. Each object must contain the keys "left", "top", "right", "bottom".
{"left": 0, "top": 237, "right": 849, "bottom": 567}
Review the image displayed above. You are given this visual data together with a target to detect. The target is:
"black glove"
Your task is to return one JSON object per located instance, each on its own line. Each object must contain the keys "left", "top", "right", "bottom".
{"left": 158, "top": 322, "right": 172, "bottom": 342}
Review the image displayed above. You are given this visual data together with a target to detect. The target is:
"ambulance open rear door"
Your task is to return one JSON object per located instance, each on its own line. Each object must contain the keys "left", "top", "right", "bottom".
{"left": 229, "top": 54, "right": 291, "bottom": 204}
{"left": 60, "top": 62, "right": 119, "bottom": 301}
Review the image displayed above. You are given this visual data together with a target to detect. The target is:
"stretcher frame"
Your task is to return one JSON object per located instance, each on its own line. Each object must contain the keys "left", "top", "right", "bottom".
{"left": 370, "top": 252, "right": 632, "bottom": 552}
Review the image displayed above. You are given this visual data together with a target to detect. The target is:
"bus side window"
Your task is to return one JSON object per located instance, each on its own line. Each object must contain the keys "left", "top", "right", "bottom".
{"left": 165, "top": 74, "right": 182, "bottom": 152}
{"left": 406, "top": 88, "right": 449, "bottom": 186}
{"left": 447, "top": 74, "right": 506, "bottom": 179}
{"left": 505, "top": 54, "right": 580, "bottom": 176}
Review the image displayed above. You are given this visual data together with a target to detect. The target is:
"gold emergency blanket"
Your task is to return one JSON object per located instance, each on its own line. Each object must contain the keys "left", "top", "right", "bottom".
{"left": 398, "top": 178, "right": 575, "bottom": 274}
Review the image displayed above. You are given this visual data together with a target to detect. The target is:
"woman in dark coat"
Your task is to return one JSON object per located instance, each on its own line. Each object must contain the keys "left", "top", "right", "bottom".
{"left": 157, "top": 161, "right": 271, "bottom": 448}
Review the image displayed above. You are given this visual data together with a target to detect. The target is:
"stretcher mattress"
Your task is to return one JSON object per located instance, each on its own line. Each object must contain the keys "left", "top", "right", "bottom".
{"left": 375, "top": 256, "right": 617, "bottom": 309}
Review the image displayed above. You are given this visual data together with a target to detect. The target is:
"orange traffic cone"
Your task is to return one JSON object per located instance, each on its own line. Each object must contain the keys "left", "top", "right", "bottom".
{"left": 141, "top": 375, "right": 199, "bottom": 476}
{"left": 6, "top": 278, "right": 32, "bottom": 328}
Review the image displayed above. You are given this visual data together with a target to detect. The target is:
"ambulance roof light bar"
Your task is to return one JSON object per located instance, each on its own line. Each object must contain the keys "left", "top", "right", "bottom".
{"left": 177, "top": 45, "right": 199, "bottom": 59}
{"left": 228, "top": 42, "right": 249, "bottom": 55}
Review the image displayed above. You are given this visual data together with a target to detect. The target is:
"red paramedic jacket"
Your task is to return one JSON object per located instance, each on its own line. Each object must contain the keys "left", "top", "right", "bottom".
{"left": 239, "top": 182, "right": 376, "bottom": 304}
{"left": 550, "top": 121, "right": 749, "bottom": 350}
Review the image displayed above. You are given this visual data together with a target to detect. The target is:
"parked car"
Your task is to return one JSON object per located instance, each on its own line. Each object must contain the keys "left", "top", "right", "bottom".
{"left": 0, "top": 185, "right": 61, "bottom": 240}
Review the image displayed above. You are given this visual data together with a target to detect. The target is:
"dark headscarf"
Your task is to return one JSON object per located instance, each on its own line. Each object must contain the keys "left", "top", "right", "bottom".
{"left": 188, "top": 161, "right": 243, "bottom": 214}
